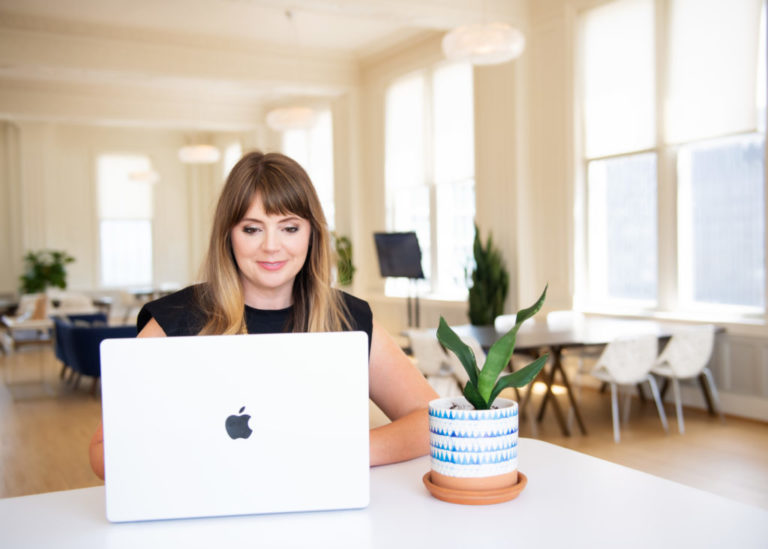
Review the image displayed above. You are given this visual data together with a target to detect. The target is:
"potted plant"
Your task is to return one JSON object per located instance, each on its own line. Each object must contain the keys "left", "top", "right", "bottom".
{"left": 467, "top": 224, "right": 509, "bottom": 326}
{"left": 423, "top": 285, "right": 548, "bottom": 505}
{"left": 19, "top": 250, "right": 75, "bottom": 294}
{"left": 332, "top": 232, "right": 355, "bottom": 287}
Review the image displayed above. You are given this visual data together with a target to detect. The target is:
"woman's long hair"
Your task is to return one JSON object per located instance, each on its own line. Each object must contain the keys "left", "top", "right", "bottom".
{"left": 197, "top": 151, "right": 350, "bottom": 335}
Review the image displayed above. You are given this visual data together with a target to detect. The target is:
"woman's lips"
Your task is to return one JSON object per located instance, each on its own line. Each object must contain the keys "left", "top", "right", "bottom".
{"left": 258, "top": 261, "right": 286, "bottom": 271}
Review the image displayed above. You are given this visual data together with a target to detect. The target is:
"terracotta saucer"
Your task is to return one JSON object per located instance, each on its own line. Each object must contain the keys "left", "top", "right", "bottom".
{"left": 422, "top": 471, "right": 527, "bottom": 505}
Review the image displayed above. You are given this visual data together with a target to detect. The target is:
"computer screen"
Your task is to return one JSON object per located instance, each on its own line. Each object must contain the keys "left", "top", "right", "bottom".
{"left": 373, "top": 232, "right": 425, "bottom": 279}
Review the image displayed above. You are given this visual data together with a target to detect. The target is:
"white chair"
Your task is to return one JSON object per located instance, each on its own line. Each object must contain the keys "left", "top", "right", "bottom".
{"left": 651, "top": 325, "right": 721, "bottom": 434}
{"left": 405, "top": 329, "right": 463, "bottom": 397}
{"left": 590, "top": 334, "right": 669, "bottom": 443}
{"left": 1, "top": 294, "right": 52, "bottom": 352}
{"left": 45, "top": 290, "right": 98, "bottom": 316}
{"left": 494, "top": 313, "right": 535, "bottom": 333}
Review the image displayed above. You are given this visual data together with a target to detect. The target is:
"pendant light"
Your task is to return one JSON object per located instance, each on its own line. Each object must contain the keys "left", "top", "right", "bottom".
{"left": 264, "top": 11, "right": 316, "bottom": 132}
{"left": 442, "top": 22, "right": 526, "bottom": 66}
{"left": 178, "top": 144, "right": 221, "bottom": 164}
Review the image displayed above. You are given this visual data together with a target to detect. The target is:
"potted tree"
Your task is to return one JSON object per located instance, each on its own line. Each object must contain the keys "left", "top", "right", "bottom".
{"left": 423, "top": 285, "right": 548, "bottom": 505}
{"left": 19, "top": 250, "right": 75, "bottom": 294}
{"left": 332, "top": 233, "right": 356, "bottom": 287}
{"left": 467, "top": 224, "right": 509, "bottom": 326}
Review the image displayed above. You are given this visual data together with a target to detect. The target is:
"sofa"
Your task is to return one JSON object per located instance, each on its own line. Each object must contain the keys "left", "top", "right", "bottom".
{"left": 52, "top": 313, "right": 137, "bottom": 394}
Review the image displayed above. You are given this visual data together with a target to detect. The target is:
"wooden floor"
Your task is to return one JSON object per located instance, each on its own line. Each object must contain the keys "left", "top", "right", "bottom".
{"left": 2, "top": 346, "right": 768, "bottom": 510}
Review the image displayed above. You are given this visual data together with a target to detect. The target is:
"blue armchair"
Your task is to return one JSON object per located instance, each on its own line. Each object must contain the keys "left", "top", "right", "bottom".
{"left": 52, "top": 313, "right": 136, "bottom": 394}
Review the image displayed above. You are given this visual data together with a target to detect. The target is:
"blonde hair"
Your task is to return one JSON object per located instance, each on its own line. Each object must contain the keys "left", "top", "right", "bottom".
{"left": 197, "top": 151, "right": 350, "bottom": 335}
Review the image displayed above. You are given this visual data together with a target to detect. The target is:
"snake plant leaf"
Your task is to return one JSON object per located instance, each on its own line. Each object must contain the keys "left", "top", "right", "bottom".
{"left": 487, "top": 354, "right": 550, "bottom": 405}
{"left": 477, "top": 285, "right": 548, "bottom": 402}
{"left": 437, "top": 317, "right": 479, "bottom": 387}
{"left": 463, "top": 380, "right": 488, "bottom": 410}
{"left": 514, "top": 284, "right": 548, "bottom": 325}
{"left": 477, "top": 325, "right": 519, "bottom": 400}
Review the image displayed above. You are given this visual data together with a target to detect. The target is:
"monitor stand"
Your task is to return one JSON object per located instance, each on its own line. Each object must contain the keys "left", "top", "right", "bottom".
{"left": 406, "top": 278, "right": 421, "bottom": 328}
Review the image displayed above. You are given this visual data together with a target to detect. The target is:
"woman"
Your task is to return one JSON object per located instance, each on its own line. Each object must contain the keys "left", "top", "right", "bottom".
{"left": 89, "top": 151, "right": 438, "bottom": 479}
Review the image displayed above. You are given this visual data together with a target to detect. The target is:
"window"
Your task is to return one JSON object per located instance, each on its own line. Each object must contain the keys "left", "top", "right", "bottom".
{"left": 97, "top": 154, "right": 154, "bottom": 287}
{"left": 578, "top": 0, "right": 765, "bottom": 315}
{"left": 223, "top": 141, "right": 243, "bottom": 181}
{"left": 282, "top": 109, "right": 335, "bottom": 229}
{"left": 678, "top": 135, "right": 765, "bottom": 310}
{"left": 385, "top": 62, "right": 475, "bottom": 297}
{"left": 587, "top": 153, "right": 658, "bottom": 306}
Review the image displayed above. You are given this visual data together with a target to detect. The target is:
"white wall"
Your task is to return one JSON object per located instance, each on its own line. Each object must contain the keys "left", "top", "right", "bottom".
{"left": 0, "top": 122, "right": 255, "bottom": 293}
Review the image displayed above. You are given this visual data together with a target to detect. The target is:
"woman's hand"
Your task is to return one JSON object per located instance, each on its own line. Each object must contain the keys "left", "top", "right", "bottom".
{"left": 89, "top": 423, "right": 105, "bottom": 480}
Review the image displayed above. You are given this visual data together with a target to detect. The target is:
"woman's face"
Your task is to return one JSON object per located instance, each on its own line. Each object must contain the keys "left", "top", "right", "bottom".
{"left": 230, "top": 193, "right": 312, "bottom": 309}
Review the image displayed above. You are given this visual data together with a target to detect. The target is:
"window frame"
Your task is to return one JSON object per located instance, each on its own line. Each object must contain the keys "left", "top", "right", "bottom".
{"left": 575, "top": 0, "right": 767, "bottom": 320}
{"left": 384, "top": 61, "right": 476, "bottom": 299}
{"left": 95, "top": 153, "right": 155, "bottom": 289}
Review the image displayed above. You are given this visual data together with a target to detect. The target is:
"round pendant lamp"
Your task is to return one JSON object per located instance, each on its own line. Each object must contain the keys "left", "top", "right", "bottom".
{"left": 442, "top": 22, "right": 526, "bottom": 66}
{"left": 265, "top": 106, "right": 317, "bottom": 132}
{"left": 178, "top": 144, "right": 221, "bottom": 164}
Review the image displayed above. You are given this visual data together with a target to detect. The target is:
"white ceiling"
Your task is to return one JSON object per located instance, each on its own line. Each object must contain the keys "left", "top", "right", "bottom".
{"left": 0, "top": 0, "right": 525, "bottom": 55}
{"left": 0, "top": 0, "right": 527, "bottom": 128}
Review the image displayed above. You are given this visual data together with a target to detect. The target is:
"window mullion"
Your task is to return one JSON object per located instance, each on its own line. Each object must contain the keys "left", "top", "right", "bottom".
{"left": 425, "top": 68, "right": 438, "bottom": 293}
{"left": 655, "top": 0, "right": 677, "bottom": 312}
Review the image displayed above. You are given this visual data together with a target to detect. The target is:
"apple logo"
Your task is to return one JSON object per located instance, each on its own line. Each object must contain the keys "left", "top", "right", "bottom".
{"left": 225, "top": 406, "right": 253, "bottom": 439}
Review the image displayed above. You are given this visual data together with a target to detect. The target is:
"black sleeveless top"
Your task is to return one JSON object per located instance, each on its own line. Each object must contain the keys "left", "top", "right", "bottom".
{"left": 137, "top": 285, "right": 373, "bottom": 353}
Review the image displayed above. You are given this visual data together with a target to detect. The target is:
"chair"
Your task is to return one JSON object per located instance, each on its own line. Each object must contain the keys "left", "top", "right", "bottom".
{"left": 651, "top": 325, "right": 722, "bottom": 434}
{"left": 494, "top": 312, "right": 535, "bottom": 333}
{"left": 68, "top": 323, "right": 137, "bottom": 394}
{"left": 1, "top": 294, "right": 53, "bottom": 352}
{"left": 46, "top": 290, "right": 99, "bottom": 321}
{"left": 52, "top": 313, "right": 108, "bottom": 380}
{"left": 405, "top": 329, "right": 463, "bottom": 397}
{"left": 590, "top": 334, "right": 669, "bottom": 443}
{"left": 53, "top": 313, "right": 136, "bottom": 394}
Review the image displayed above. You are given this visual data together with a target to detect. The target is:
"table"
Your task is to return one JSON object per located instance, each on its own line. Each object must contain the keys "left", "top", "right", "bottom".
{"left": 1, "top": 438, "right": 765, "bottom": 548}
{"left": 453, "top": 317, "right": 718, "bottom": 437}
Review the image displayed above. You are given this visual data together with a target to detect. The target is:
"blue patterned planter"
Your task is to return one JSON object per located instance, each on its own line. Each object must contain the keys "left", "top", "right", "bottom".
{"left": 428, "top": 397, "right": 518, "bottom": 479}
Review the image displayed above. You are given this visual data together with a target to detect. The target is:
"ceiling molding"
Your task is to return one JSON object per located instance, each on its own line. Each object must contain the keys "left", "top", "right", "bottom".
{"left": 0, "top": 77, "right": 264, "bottom": 131}
{"left": 0, "top": 22, "right": 357, "bottom": 93}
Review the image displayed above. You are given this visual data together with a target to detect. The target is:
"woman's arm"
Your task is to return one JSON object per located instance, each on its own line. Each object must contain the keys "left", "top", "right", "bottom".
{"left": 89, "top": 317, "right": 167, "bottom": 480}
{"left": 368, "top": 320, "right": 438, "bottom": 466}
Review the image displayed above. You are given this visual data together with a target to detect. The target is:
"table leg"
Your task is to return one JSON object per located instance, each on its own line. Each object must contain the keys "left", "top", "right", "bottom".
{"left": 554, "top": 359, "right": 588, "bottom": 435}
{"left": 519, "top": 369, "right": 539, "bottom": 421}
{"left": 698, "top": 373, "right": 716, "bottom": 415}
{"left": 536, "top": 347, "right": 571, "bottom": 436}
{"left": 536, "top": 346, "right": 588, "bottom": 436}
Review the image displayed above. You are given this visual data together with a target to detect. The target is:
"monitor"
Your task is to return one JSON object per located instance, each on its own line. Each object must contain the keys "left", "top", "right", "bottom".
{"left": 373, "top": 232, "right": 425, "bottom": 279}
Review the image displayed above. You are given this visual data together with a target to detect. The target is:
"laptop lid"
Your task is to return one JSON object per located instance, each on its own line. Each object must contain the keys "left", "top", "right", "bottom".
{"left": 100, "top": 331, "right": 370, "bottom": 522}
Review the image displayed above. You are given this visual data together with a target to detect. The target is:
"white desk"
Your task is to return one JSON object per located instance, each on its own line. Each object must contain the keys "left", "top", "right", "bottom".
{"left": 1, "top": 439, "right": 766, "bottom": 548}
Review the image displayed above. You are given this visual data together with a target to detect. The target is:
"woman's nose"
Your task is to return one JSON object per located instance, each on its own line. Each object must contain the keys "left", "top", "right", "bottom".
{"left": 261, "top": 229, "right": 279, "bottom": 251}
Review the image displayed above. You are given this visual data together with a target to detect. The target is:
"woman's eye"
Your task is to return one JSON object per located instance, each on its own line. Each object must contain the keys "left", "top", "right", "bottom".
{"left": 284, "top": 226, "right": 299, "bottom": 233}
{"left": 243, "top": 226, "right": 260, "bottom": 234}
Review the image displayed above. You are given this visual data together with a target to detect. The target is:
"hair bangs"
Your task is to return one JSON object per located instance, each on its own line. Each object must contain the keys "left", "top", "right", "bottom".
{"left": 257, "top": 165, "right": 314, "bottom": 222}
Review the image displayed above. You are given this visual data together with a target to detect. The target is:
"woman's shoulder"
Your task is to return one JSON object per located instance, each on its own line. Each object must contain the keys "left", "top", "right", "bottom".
{"left": 337, "top": 290, "right": 372, "bottom": 333}
{"left": 137, "top": 284, "right": 207, "bottom": 335}
{"left": 338, "top": 290, "right": 370, "bottom": 315}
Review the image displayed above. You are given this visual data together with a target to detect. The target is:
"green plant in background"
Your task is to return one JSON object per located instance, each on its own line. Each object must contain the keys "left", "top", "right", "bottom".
{"left": 438, "top": 285, "right": 549, "bottom": 410}
{"left": 332, "top": 233, "right": 356, "bottom": 287}
{"left": 19, "top": 250, "right": 75, "bottom": 294}
{"left": 467, "top": 224, "right": 509, "bottom": 326}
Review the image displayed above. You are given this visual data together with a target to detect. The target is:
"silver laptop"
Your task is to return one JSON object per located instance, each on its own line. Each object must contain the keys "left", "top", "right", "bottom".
{"left": 100, "top": 331, "right": 370, "bottom": 522}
